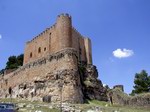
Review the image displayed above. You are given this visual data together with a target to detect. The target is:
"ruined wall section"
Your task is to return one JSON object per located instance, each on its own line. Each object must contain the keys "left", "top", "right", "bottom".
{"left": 2, "top": 49, "right": 78, "bottom": 89}
{"left": 0, "top": 49, "right": 83, "bottom": 103}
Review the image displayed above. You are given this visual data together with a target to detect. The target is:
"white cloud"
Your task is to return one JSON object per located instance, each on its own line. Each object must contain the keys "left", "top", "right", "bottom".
{"left": 113, "top": 48, "right": 134, "bottom": 58}
{"left": 0, "top": 34, "right": 2, "bottom": 39}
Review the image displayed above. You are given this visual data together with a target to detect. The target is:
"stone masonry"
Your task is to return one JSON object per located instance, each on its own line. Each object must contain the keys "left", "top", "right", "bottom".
{"left": 0, "top": 14, "right": 107, "bottom": 103}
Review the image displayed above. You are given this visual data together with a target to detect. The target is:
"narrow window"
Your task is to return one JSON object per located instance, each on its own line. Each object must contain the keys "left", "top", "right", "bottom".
{"left": 30, "top": 52, "right": 32, "bottom": 58}
{"left": 38, "top": 47, "right": 41, "bottom": 53}
{"left": 44, "top": 47, "right": 46, "bottom": 51}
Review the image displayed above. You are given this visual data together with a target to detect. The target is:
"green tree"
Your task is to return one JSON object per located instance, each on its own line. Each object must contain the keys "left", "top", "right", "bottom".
{"left": 5, "top": 54, "right": 24, "bottom": 69}
{"left": 131, "top": 70, "right": 150, "bottom": 95}
{"left": 6, "top": 56, "right": 18, "bottom": 69}
{"left": 0, "top": 54, "right": 24, "bottom": 75}
{"left": 17, "top": 54, "right": 24, "bottom": 66}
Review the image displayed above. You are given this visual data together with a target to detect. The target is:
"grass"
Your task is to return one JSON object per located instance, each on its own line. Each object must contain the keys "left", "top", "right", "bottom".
{"left": 0, "top": 98, "right": 149, "bottom": 112}
{"left": 85, "top": 100, "right": 150, "bottom": 112}
{"left": 0, "top": 98, "right": 60, "bottom": 112}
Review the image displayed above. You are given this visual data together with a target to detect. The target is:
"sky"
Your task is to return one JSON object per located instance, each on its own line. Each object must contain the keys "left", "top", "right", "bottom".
{"left": 0, "top": 0, "right": 150, "bottom": 94}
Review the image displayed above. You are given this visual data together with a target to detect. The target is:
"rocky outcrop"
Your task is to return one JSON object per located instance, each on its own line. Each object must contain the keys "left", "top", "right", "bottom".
{"left": 79, "top": 64, "right": 108, "bottom": 101}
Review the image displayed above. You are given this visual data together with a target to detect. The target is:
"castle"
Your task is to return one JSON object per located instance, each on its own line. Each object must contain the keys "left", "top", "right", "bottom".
{"left": 0, "top": 14, "right": 107, "bottom": 103}
{"left": 24, "top": 14, "right": 92, "bottom": 65}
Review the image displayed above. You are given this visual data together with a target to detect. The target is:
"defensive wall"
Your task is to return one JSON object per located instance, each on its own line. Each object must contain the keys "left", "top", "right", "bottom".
{"left": 0, "top": 48, "right": 83, "bottom": 103}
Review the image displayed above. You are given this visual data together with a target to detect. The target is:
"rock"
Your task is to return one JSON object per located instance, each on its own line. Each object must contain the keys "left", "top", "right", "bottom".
{"left": 81, "top": 65, "right": 108, "bottom": 101}
{"left": 42, "top": 95, "right": 51, "bottom": 103}
{"left": 87, "top": 110, "right": 95, "bottom": 112}
{"left": 17, "top": 103, "right": 26, "bottom": 108}
{"left": 35, "top": 111, "right": 43, "bottom": 112}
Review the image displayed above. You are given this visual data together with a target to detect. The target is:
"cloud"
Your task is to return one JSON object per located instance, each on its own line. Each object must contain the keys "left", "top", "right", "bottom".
{"left": 0, "top": 34, "right": 2, "bottom": 39}
{"left": 113, "top": 48, "right": 134, "bottom": 58}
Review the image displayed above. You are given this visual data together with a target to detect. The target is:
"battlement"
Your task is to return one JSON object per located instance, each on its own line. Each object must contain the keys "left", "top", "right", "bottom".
{"left": 57, "top": 13, "right": 71, "bottom": 19}
{"left": 26, "top": 14, "right": 71, "bottom": 44}
{"left": 26, "top": 25, "right": 56, "bottom": 44}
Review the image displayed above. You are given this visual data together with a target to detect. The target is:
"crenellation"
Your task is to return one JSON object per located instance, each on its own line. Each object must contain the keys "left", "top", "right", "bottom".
{"left": 58, "top": 13, "right": 71, "bottom": 19}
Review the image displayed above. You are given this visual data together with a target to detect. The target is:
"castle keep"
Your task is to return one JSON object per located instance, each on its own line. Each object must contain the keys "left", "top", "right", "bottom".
{"left": 24, "top": 14, "right": 92, "bottom": 65}
{"left": 0, "top": 14, "right": 107, "bottom": 103}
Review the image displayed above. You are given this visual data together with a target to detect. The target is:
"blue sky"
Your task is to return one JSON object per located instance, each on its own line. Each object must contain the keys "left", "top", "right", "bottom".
{"left": 0, "top": 0, "right": 150, "bottom": 93}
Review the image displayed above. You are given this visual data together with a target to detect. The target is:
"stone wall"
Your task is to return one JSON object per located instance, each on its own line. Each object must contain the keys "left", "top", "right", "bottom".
{"left": 0, "top": 48, "right": 108, "bottom": 103}
{"left": 0, "top": 48, "right": 83, "bottom": 103}
{"left": 24, "top": 28, "right": 51, "bottom": 64}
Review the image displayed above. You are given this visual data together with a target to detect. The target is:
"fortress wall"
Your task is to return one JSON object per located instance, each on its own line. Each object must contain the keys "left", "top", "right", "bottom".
{"left": 72, "top": 27, "right": 86, "bottom": 63}
{"left": 33, "top": 31, "right": 50, "bottom": 59}
{"left": 50, "top": 25, "right": 59, "bottom": 53}
{"left": 0, "top": 49, "right": 83, "bottom": 103}
{"left": 79, "top": 37, "right": 86, "bottom": 62}
{"left": 72, "top": 28, "right": 79, "bottom": 59}
{"left": 84, "top": 38, "right": 92, "bottom": 64}
{"left": 2, "top": 49, "right": 78, "bottom": 89}
{"left": 24, "top": 40, "right": 36, "bottom": 64}
{"left": 24, "top": 30, "right": 51, "bottom": 65}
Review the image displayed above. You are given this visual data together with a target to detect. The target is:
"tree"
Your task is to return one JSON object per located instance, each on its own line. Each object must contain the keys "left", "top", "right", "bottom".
{"left": 17, "top": 54, "right": 24, "bottom": 66}
{"left": 5, "top": 54, "right": 24, "bottom": 69}
{"left": 6, "top": 56, "right": 18, "bottom": 69}
{"left": 131, "top": 70, "right": 150, "bottom": 95}
{"left": 0, "top": 54, "right": 24, "bottom": 75}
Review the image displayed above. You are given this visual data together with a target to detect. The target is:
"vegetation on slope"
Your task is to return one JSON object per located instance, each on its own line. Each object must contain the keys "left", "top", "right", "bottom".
{"left": 0, "top": 54, "right": 24, "bottom": 74}
{"left": 0, "top": 98, "right": 149, "bottom": 112}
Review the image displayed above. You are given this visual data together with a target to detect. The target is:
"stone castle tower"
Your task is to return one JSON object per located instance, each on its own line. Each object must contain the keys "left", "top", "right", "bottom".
{"left": 0, "top": 14, "right": 107, "bottom": 103}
